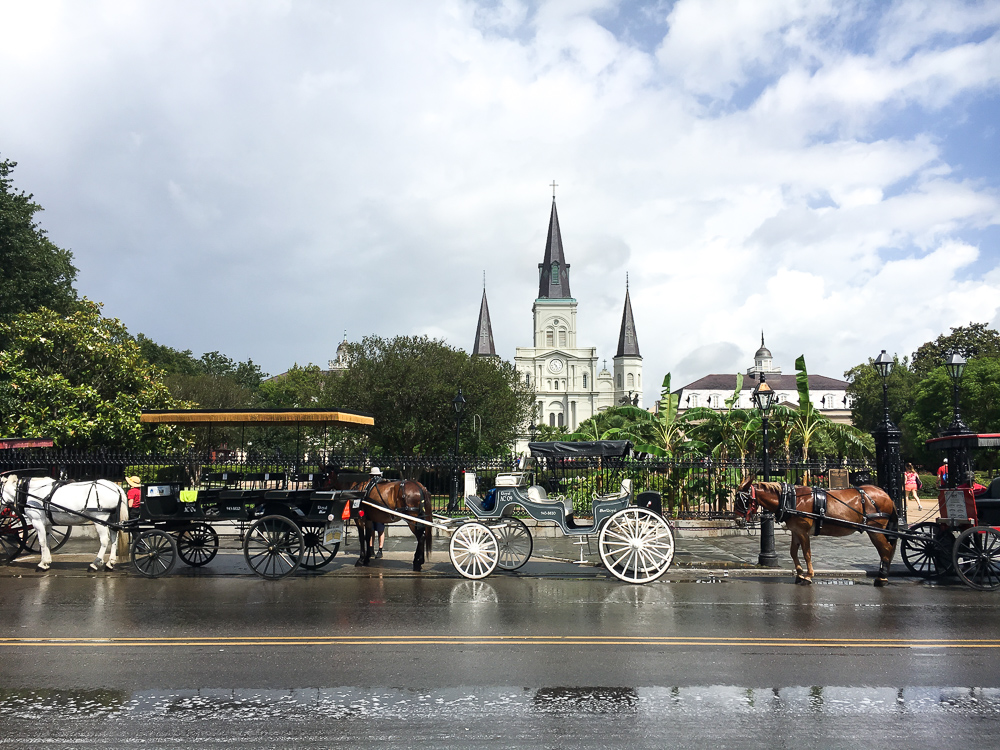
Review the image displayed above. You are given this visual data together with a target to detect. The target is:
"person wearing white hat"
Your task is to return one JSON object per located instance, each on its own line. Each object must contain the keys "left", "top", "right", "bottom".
{"left": 937, "top": 458, "right": 948, "bottom": 488}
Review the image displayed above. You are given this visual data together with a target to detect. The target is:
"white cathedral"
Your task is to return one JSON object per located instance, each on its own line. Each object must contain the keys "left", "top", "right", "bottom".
{"left": 472, "top": 198, "right": 643, "bottom": 437}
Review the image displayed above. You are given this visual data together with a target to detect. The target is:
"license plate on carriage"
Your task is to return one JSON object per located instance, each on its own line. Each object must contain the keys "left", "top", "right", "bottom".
{"left": 323, "top": 522, "right": 343, "bottom": 547}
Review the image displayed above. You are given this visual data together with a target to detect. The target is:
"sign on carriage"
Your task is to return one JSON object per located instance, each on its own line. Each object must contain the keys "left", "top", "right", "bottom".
{"left": 943, "top": 490, "right": 973, "bottom": 522}
{"left": 146, "top": 485, "right": 172, "bottom": 497}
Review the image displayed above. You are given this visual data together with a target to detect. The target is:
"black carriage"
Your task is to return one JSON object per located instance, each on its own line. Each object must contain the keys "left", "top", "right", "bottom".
{"left": 129, "top": 483, "right": 360, "bottom": 579}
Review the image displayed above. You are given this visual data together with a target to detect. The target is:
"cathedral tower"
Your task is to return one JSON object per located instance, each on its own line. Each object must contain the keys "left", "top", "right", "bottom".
{"left": 613, "top": 282, "right": 642, "bottom": 405}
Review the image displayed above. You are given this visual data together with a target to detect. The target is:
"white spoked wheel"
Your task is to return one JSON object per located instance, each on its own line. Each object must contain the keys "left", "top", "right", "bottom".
{"left": 449, "top": 522, "right": 499, "bottom": 580}
{"left": 491, "top": 518, "right": 533, "bottom": 571}
{"left": 598, "top": 507, "right": 675, "bottom": 584}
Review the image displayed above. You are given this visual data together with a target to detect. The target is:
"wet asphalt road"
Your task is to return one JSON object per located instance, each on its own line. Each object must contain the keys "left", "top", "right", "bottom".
{"left": 4, "top": 556, "right": 1000, "bottom": 749}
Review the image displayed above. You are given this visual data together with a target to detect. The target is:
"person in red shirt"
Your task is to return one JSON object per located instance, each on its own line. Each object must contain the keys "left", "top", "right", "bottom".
{"left": 937, "top": 459, "right": 948, "bottom": 488}
{"left": 125, "top": 476, "right": 142, "bottom": 519}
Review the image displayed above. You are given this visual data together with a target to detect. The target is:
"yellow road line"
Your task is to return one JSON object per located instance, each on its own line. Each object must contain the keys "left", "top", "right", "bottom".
{"left": 0, "top": 636, "right": 998, "bottom": 648}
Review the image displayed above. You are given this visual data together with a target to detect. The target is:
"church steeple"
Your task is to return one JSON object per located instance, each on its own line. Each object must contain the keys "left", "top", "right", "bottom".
{"left": 615, "top": 281, "right": 640, "bottom": 358}
{"left": 537, "top": 199, "right": 572, "bottom": 299}
{"left": 472, "top": 284, "right": 497, "bottom": 357}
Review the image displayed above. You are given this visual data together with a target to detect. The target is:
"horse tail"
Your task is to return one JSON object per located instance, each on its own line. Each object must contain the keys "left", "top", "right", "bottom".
{"left": 421, "top": 482, "right": 433, "bottom": 560}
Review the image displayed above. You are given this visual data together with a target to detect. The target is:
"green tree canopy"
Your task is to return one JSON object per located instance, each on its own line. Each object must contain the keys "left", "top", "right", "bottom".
{"left": 0, "top": 159, "right": 78, "bottom": 325}
{"left": 847, "top": 325, "right": 1000, "bottom": 465}
{"left": 911, "top": 322, "right": 1000, "bottom": 376}
{"left": 327, "top": 336, "right": 534, "bottom": 455}
{"left": 0, "top": 300, "right": 188, "bottom": 448}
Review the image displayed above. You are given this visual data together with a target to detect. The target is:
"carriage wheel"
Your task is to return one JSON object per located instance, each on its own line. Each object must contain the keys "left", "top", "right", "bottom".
{"left": 0, "top": 508, "right": 27, "bottom": 563}
{"left": 23, "top": 525, "right": 72, "bottom": 555}
{"left": 491, "top": 518, "right": 532, "bottom": 571}
{"left": 299, "top": 522, "right": 339, "bottom": 570}
{"left": 598, "top": 507, "right": 675, "bottom": 584}
{"left": 449, "top": 522, "right": 499, "bottom": 580}
{"left": 900, "top": 521, "right": 954, "bottom": 577}
{"left": 131, "top": 530, "right": 178, "bottom": 578}
{"left": 243, "top": 515, "right": 303, "bottom": 580}
{"left": 953, "top": 527, "right": 1000, "bottom": 591}
{"left": 176, "top": 524, "right": 219, "bottom": 567}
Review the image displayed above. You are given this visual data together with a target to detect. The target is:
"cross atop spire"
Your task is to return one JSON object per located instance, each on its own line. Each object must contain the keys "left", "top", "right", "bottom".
{"left": 615, "top": 283, "right": 641, "bottom": 358}
{"left": 550, "top": 180, "right": 558, "bottom": 199}
{"left": 472, "top": 286, "right": 497, "bottom": 357}
{"left": 537, "top": 199, "right": 571, "bottom": 299}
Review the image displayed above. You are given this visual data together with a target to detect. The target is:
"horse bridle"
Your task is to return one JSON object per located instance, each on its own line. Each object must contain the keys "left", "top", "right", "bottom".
{"left": 735, "top": 483, "right": 758, "bottom": 521}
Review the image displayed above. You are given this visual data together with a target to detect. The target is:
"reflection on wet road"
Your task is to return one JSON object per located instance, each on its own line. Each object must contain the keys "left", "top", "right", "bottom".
{"left": 2, "top": 685, "right": 1000, "bottom": 749}
{"left": 4, "top": 575, "right": 1000, "bottom": 747}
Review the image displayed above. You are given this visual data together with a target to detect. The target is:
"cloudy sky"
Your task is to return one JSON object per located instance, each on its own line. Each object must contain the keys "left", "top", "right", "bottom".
{"left": 2, "top": 0, "right": 999, "bottom": 403}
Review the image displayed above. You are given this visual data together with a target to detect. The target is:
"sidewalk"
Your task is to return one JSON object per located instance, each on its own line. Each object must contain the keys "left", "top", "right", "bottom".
{"left": 3, "top": 500, "right": 932, "bottom": 580}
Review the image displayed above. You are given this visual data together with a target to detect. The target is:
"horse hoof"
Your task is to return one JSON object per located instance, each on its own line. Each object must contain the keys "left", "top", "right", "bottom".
{"left": 105, "top": 562, "right": 114, "bottom": 572}
{"left": 36, "top": 564, "right": 50, "bottom": 572}
{"left": 88, "top": 563, "right": 100, "bottom": 572}
{"left": 413, "top": 564, "right": 422, "bottom": 572}
{"left": 797, "top": 577, "right": 812, "bottom": 585}
{"left": 874, "top": 577, "right": 888, "bottom": 587}
{"left": 354, "top": 560, "right": 363, "bottom": 568}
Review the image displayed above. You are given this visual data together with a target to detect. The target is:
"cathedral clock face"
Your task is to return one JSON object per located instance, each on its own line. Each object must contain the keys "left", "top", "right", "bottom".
{"left": 548, "top": 358, "right": 564, "bottom": 374}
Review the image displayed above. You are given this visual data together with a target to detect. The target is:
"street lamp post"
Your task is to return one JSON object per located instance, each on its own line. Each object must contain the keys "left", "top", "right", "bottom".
{"left": 872, "top": 350, "right": 904, "bottom": 524}
{"left": 752, "top": 374, "right": 780, "bottom": 567}
{"left": 448, "top": 388, "right": 466, "bottom": 513}
{"left": 943, "top": 352, "right": 971, "bottom": 488}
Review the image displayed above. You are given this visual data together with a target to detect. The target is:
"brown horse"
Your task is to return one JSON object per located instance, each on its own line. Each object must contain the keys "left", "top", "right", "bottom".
{"left": 318, "top": 467, "right": 433, "bottom": 571}
{"left": 735, "top": 477, "right": 899, "bottom": 586}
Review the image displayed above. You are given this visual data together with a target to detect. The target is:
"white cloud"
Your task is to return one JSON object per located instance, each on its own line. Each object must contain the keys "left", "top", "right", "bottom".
{"left": 0, "top": 0, "right": 998, "bottom": 403}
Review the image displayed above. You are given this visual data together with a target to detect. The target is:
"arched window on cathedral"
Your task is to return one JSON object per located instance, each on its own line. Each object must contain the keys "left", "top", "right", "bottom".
{"left": 558, "top": 329, "right": 566, "bottom": 347}
{"left": 627, "top": 373, "right": 634, "bottom": 388}
{"left": 557, "top": 413, "right": 564, "bottom": 427}
{"left": 617, "top": 374, "right": 623, "bottom": 388}
{"left": 525, "top": 372, "right": 530, "bottom": 386}
{"left": 549, "top": 413, "right": 555, "bottom": 427}
{"left": 551, "top": 261, "right": 559, "bottom": 281}
{"left": 582, "top": 373, "right": 587, "bottom": 388}
{"left": 546, "top": 329, "right": 554, "bottom": 347}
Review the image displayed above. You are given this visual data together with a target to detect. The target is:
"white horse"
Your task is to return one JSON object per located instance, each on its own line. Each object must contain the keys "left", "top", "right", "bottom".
{"left": 0, "top": 475, "right": 128, "bottom": 572}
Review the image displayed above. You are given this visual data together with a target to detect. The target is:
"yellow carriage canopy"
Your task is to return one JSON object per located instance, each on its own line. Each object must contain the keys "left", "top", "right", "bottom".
{"left": 140, "top": 408, "right": 374, "bottom": 427}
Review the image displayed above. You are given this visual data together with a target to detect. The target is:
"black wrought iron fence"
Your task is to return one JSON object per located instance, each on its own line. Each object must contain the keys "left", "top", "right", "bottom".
{"left": 0, "top": 448, "right": 875, "bottom": 518}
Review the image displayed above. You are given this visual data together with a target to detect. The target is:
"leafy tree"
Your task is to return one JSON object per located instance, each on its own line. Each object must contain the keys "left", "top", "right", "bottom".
{"left": 327, "top": 335, "right": 534, "bottom": 455}
{"left": 0, "top": 159, "right": 79, "bottom": 325}
{"left": 844, "top": 353, "right": 919, "bottom": 433}
{"left": 686, "top": 373, "right": 750, "bottom": 460}
{"left": 791, "top": 355, "right": 869, "bottom": 461}
{"left": 607, "top": 374, "right": 704, "bottom": 457}
{"left": 911, "top": 323, "right": 1000, "bottom": 376}
{"left": 0, "top": 300, "right": 188, "bottom": 448}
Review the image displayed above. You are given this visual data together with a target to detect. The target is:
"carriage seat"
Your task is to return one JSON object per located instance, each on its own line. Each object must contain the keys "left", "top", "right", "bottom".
{"left": 594, "top": 478, "right": 632, "bottom": 502}
{"left": 527, "top": 485, "right": 573, "bottom": 516}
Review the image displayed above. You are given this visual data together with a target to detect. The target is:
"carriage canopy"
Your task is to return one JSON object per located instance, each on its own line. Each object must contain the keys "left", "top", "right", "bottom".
{"left": 140, "top": 408, "right": 374, "bottom": 426}
{"left": 924, "top": 433, "right": 1000, "bottom": 451}
{"left": 527, "top": 440, "right": 633, "bottom": 458}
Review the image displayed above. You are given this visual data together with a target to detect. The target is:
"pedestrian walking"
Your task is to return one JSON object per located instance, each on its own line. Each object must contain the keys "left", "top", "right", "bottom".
{"left": 903, "top": 463, "right": 923, "bottom": 511}
{"left": 937, "top": 458, "right": 949, "bottom": 488}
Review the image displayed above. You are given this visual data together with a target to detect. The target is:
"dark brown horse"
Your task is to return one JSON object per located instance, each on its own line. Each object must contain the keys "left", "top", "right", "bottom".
{"left": 319, "top": 467, "right": 433, "bottom": 571}
{"left": 735, "top": 477, "right": 898, "bottom": 586}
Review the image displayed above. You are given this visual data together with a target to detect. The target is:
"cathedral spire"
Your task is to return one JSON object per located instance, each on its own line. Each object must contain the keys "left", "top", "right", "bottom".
{"left": 537, "top": 198, "right": 572, "bottom": 299}
{"left": 472, "top": 286, "right": 497, "bottom": 357}
{"left": 615, "top": 284, "right": 640, "bottom": 358}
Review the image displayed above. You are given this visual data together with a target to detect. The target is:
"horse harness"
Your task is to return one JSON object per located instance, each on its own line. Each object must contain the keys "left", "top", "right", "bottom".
{"left": 14, "top": 477, "right": 117, "bottom": 525}
{"left": 365, "top": 478, "right": 423, "bottom": 519}
{"left": 774, "top": 482, "right": 891, "bottom": 535}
